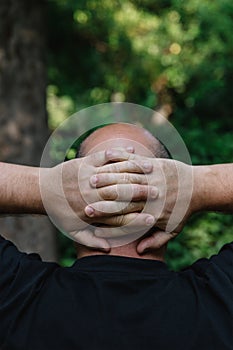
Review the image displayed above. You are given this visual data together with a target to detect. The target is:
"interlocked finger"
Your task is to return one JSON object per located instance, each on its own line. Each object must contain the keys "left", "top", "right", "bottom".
{"left": 94, "top": 213, "right": 155, "bottom": 238}
{"left": 70, "top": 229, "right": 110, "bottom": 251}
{"left": 90, "top": 173, "right": 148, "bottom": 188}
{"left": 88, "top": 148, "right": 136, "bottom": 167}
{"left": 98, "top": 160, "right": 153, "bottom": 174}
{"left": 97, "top": 184, "right": 158, "bottom": 201}
{"left": 85, "top": 201, "right": 145, "bottom": 217}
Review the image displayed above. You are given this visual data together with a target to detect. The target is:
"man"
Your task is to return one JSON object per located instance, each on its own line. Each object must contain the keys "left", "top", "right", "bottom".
{"left": 0, "top": 123, "right": 232, "bottom": 350}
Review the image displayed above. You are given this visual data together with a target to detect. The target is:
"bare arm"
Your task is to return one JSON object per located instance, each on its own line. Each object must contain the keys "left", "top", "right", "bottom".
{"left": 87, "top": 155, "right": 233, "bottom": 222}
{"left": 0, "top": 152, "right": 155, "bottom": 250}
{"left": 137, "top": 162, "right": 233, "bottom": 253}
{"left": 83, "top": 152, "right": 233, "bottom": 249}
{"left": 193, "top": 164, "right": 233, "bottom": 214}
{"left": 0, "top": 162, "right": 43, "bottom": 214}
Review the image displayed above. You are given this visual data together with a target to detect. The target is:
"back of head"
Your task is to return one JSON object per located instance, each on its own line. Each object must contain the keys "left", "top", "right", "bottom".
{"left": 77, "top": 123, "right": 170, "bottom": 159}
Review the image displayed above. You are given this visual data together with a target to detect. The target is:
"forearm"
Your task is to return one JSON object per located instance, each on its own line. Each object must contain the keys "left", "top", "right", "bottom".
{"left": 0, "top": 162, "right": 45, "bottom": 215}
{"left": 193, "top": 164, "right": 233, "bottom": 213}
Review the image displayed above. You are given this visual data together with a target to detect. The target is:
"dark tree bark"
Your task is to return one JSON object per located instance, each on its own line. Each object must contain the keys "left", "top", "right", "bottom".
{"left": 0, "top": 0, "right": 57, "bottom": 261}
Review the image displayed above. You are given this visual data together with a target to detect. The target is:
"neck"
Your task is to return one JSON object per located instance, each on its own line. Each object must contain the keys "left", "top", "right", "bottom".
{"left": 76, "top": 240, "right": 166, "bottom": 262}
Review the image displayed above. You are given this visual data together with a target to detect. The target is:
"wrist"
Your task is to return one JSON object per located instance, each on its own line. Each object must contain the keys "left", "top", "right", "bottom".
{"left": 192, "top": 165, "right": 208, "bottom": 213}
{"left": 14, "top": 166, "right": 45, "bottom": 214}
{"left": 25, "top": 167, "right": 46, "bottom": 214}
{"left": 192, "top": 165, "right": 218, "bottom": 213}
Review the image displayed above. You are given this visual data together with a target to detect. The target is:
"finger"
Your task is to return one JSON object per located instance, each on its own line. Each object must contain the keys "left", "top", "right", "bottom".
{"left": 85, "top": 201, "right": 145, "bottom": 217}
{"left": 88, "top": 148, "right": 135, "bottom": 167}
{"left": 98, "top": 184, "right": 158, "bottom": 201}
{"left": 137, "top": 231, "right": 179, "bottom": 254}
{"left": 104, "top": 148, "right": 138, "bottom": 163}
{"left": 71, "top": 229, "right": 111, "bottom": 251}
{"left": 90, "top": 173, "right": 148, "bottom": 188}
{"left": 93, "top": 213, "right": 155, "bottom": 238}
{"left": 98, "top": 160, "right": 153, "bottom": 174}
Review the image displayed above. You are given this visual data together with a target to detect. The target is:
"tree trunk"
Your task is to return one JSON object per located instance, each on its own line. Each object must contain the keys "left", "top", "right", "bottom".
{"left": 0, "top": 0, "right": 57, "bottom": 261}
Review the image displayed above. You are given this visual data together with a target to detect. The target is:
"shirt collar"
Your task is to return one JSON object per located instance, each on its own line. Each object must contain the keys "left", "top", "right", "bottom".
{"left": 72, "top": 255, "right": 172, "bottom": 276}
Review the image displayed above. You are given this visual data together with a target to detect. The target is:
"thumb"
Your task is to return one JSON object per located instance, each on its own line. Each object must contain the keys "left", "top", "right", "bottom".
{"left": 137, "top": 231, "right": 178, "bottom": 255}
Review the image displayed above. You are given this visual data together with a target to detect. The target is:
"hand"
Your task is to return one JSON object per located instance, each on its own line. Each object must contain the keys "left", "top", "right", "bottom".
{"left": 84, "top": 150, "right": 194, "bottom": 250}
{"left": 39, "top": 149, "right": 156, "bottom": 249}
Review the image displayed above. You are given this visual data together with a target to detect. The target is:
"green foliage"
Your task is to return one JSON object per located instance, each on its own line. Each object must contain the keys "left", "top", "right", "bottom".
{"left": 167, "top": 213, "right": 233, "bottom": 270}
{"left": 47, "top": 0, "right": 233, "bottom": 269}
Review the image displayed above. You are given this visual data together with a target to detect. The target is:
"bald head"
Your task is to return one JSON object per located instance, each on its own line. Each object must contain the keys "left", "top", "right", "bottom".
{"left": 78, "top": 123, "right": 170, "bottom": 159}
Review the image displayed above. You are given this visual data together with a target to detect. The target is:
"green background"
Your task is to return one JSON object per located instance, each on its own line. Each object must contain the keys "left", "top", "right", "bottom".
{"left": 47, "top": 0, "right": 233, "bottom": 270}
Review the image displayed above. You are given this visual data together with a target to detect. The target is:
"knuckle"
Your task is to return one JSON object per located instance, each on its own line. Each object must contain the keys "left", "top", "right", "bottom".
{"left": 131, "top": 161, "right": 140, "bottom": 171}
{"left": 116, "top": 215, "right": 125, "bottom": 226}
{"left": 99, "top": 186, "right": 117, "bottom": 200}
{"left": 97, "top": 173, "right": 107, "bottom": 185}
{"left": 134, "top": 185, "right": 147, "bottom": 199}
{"left": 131, "top": 174, "right": 144, "bottom": 185}
{"left": 123, "top": 173, "right": 130, "bottom": 183}
{"left": 90, "top": 152, "right": 98, "bottom": 164}
{"left": 127, "top": 154, "right": 135, "bottom": 161}
{"left": 135, "top": 174, "right": 143, "bottom": 184}
{"left": 111, "top": 163, "right": 119, "bottom": 173}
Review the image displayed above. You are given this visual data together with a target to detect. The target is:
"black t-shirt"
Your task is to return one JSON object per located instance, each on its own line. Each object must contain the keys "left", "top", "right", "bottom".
{"left": 0, "top": 235, "right": 232, "bottom": 350}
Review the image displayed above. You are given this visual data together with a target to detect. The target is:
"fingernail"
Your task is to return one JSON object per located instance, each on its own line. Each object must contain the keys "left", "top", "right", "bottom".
{"left": 85, "top": 206, "right": 94, "bottom": 217}
{"left": 99, "top": 247, "right": 110, "bottom": 252}
{"left": 143, "top": 162, "right": 151, "bottom": 170}
{"left": 138, "top": 246, "right": 148, "bottom": 255}
{"left": 106, "top": 150, "right": 113, "bottom": 157}
{"left": 126, "top": 146, "right": 134, "bottom": 153}
{"left": 151, "top": 188, "right": 158, "bottom": 199}
{"left": 145, "top": 216, "right": 154, "bottom": 226}
{"left": 91, "top": 175, "right": 98, "bottom": 185}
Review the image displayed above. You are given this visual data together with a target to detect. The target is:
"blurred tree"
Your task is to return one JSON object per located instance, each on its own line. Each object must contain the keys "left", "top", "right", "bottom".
{"left": 0, "top": 0, "right": 57, "bottom": 261}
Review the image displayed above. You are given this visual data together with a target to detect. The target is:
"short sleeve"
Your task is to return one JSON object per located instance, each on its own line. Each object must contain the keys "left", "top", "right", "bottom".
{"left": 189, "top": 242, "right": 233, "bottom": 279}
{"left": 208, "top": 243, "right": 233, "bottom": 281}
{"left": 0, "top": 235, "right": 58, "bottom": 346}
{"left": 189, "top": 242, "right": 233, "bottom": 311}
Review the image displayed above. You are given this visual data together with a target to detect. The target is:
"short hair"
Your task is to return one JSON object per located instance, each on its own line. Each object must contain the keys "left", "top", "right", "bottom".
{"left": 75, "top": 123, "right": 172, "bottom": 159}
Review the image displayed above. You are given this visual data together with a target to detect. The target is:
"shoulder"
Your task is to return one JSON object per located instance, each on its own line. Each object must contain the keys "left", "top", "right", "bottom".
{"left": 189, "top": 242, "right": 233, "bottom": 281}
{"left": 0, "top": 235, "right": 59, "bottom": 301}
{"left": 179, "top": 242, "right": 233, "bottom": 305}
